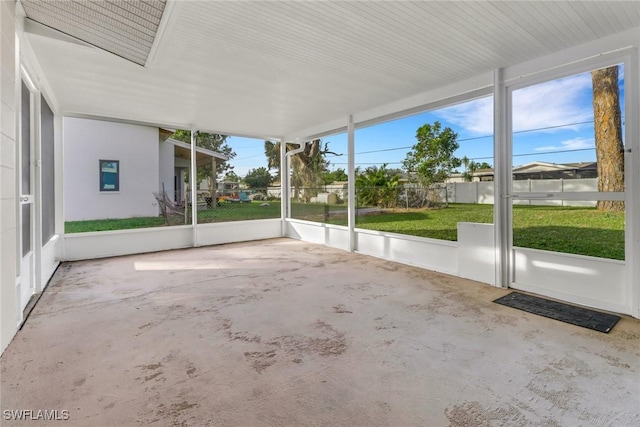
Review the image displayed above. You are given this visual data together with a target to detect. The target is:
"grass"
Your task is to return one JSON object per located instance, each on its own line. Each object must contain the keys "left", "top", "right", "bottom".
{"left": 65, "top": 216, "right": 167, "bottom": 233}
{"left": 65, "top": 202, "right": 625, "bottom": 260}
{"left": 65, "top": 201, "right": 282, "bottom": 233}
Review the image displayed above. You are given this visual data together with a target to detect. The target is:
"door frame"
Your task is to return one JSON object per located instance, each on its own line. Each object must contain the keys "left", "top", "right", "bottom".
{"left": 495, "top": 49, "right": 639, "bottom": 315}
{"left": 17, "top": 70, "right": 38, "bottom": 319}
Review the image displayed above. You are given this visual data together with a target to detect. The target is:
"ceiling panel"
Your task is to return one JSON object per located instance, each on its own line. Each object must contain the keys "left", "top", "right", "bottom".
{"left": 21, "top": 0, "right": 166, "bottom": 65}
{"left": 20, "top": 1, "right": 640, "bottom": 139}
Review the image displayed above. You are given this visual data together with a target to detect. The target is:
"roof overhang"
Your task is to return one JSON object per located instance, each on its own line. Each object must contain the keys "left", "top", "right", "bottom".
{"left": 166, "top": 138, "right": 228, "bottom": 168}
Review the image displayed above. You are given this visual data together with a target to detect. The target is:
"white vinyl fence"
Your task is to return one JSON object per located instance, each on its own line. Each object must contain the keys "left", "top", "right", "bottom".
{"left": 434, "top": 178, "right": 599, "bottom": 207}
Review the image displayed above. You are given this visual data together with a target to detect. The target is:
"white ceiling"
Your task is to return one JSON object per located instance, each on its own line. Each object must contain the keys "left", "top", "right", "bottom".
{"left": 22, "top": 1, "right": 640, "bottom": 140}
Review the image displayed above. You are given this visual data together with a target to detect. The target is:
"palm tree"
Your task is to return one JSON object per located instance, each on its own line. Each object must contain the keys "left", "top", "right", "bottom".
{"left": 264, "top": 141, "right": 280, "bottom": 180}
{"left": 591, "top": 66, "right": 624, "bottom": 212}
{"left": 461, "top": 156, "right": 474, "bottom": 182}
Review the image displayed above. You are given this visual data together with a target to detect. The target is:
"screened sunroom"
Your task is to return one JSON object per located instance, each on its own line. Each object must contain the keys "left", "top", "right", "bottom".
{"left": 1, "top": 1, "right": 639, "bottom": 425}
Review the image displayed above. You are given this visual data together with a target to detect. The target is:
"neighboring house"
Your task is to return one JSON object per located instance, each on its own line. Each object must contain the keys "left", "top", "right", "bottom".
{"left": 64, "top": 117, "right": 226, "bottom": 221}
{"left": 447, "top": 162, "right": 597, "bottom": 183}
{"left": 512, "top": 161, "right": 597, "bottom": 180}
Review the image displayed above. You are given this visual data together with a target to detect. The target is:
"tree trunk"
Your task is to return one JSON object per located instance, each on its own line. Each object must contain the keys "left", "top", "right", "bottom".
{"left": 591, "top": 66, "right": 624, "bottom": 211}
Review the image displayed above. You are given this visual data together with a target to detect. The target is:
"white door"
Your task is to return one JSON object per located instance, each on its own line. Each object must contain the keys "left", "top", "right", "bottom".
{"left": 18, "top": 80, "right": 35, "bottom": 314}
{"left": 505, "top": 59, "right": 633, "bottom": 314}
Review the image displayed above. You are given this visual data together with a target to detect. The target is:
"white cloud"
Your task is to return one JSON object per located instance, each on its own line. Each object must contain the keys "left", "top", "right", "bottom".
{"left": 437, "top": 97, "right": 493, "bottom": 134}
{"left": 534, "top": 137, "right": 594, "bottom": 152}
{"left": 435, "top": 73, "right": 593, "bottom": 135}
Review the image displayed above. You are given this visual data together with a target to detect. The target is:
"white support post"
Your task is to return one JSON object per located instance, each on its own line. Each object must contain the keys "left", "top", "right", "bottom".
{"left": 280, "top": 138, "right": 288, "bottom": 236}
{"left": 493, "top": 68, "right": 511, "bottom": 288}
{"left": 190, "top": 129, "right": 198, "bottom": 246}
{"left": 347, "top": 115, "right": 356, "bottom": 252}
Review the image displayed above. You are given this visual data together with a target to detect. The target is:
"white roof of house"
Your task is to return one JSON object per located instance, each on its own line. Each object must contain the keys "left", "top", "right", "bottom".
{"left": 19, "top": 1, "right": 640, "bottom": 141}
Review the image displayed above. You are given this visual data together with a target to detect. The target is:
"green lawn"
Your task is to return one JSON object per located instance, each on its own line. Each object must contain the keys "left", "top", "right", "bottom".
{"left": 65, "top": 216, "right": 168, "bottom": 233}
{"left": 65, "top": 201, "right": 282, "bottom": 233}
{"left": 65, "top": 203, "right": 625, "bottom": 260}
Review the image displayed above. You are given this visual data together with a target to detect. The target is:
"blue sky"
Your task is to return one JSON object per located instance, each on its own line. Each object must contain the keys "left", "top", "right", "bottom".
{"left": 227, "top": 65, "right": 624, "bottom": 177}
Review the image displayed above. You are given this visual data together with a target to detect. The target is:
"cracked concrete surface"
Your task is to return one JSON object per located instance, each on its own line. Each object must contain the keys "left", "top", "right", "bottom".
{"left": 1, "top": 238, "right": 639, "bottom": 426}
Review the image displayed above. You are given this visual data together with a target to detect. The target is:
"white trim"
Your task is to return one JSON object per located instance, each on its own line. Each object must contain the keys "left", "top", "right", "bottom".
{"left": 144, "top": 0, "right": 176, "bottom": 67}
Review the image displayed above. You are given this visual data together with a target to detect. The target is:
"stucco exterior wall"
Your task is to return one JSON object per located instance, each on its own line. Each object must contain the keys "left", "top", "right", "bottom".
{"left": 63, "top": 117, "right": 159, "bottom": 221}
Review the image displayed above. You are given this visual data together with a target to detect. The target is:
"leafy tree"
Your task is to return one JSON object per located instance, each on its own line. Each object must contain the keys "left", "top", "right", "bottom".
{"left": 242, "top": 167, "right": 273, "bottom": 189}
{"left": 403, "top": 121, "right": 460, "bottom": 206}
{"left": 171, "top": 130, "right": 236, "bottom": 178}
{"left": 222, "top": 171, "right": 240, "bottom": 183}
{"left": 592, "top": 66, "right": 624, "bottom": 212}
{"left": 323, "top": 168, "right": 348, "bottom": 185}
{"left": 355, "top": 164, "right": 400, "bottom": 208}
{"left": 476, "top": 162, "right": 492, "bottom": 170}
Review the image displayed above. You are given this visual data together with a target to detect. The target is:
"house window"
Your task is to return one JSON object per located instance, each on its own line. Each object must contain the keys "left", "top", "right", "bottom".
{"left": 100, "top": 160, "right": 119, "bottom": 191}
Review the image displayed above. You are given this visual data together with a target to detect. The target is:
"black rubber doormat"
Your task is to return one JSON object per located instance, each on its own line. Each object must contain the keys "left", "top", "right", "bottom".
{"left": 494, "top": 292, "right": 620, "bottom": 333}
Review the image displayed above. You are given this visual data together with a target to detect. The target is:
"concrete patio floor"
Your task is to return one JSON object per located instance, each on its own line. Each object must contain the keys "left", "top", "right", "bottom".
{"left": 1, "top": 238, "right": 639, "bottom": 426}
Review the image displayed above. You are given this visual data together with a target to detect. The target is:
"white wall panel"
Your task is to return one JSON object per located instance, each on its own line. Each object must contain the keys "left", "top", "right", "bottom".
{"left": 458, "top": 223, "right": 495, "bottom": 285}
{"left": 63, "top": 226, "right": 192, "bottom": 260}
{"left": 197, "top": 219, "right": 282, "bottom": 247}
{"left": 513, "top": 247, "right": 628, "bottom": 314}
{"left": 285, "top": 219, "right": 349, "bottom": 251}
{"left": 355, "top": 229, "right": 458, "bottom": 276}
